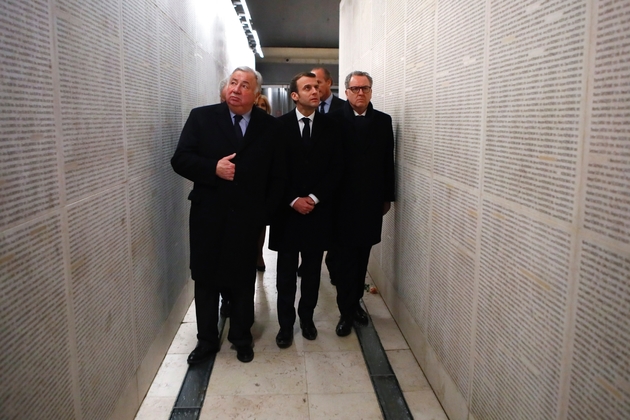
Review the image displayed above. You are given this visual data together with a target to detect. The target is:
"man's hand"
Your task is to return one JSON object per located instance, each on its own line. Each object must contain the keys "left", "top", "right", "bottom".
{"left": 292, "top": 197, "right": 316, "bottom": 215}
{"left": 383, "top": 201, "right": 391, "bottom": 215}
{"left": 216, "top": 153, "right": 236, "bottom": 180}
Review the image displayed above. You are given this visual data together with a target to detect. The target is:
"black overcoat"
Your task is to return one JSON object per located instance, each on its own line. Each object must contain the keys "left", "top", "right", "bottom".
{"left": 171, "top": 102, "right": 286, "bottom": 285}
{"left": 268, "top": 110, "right": 343, "bottom": 252}
{"left": 328, "top": 95, "right": 346, "bottom": 113}
{"left": 329, "top": 101, "right": 395, "bottom": 247}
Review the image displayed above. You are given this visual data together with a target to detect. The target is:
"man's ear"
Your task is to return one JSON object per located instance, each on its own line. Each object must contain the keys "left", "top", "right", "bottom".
{"left": 290, "top": 91, "right": 299, "bottom": 102}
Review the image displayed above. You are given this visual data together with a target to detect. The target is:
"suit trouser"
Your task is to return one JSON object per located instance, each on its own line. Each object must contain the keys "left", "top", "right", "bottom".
{"left": 195, "top": 278, "right": 255, "bottom": 348}
{"left": 276, "top": 250, "right": 324, "bottom": 329}
{"left": 329, "top": 244, "right": 372, "bottom": 318}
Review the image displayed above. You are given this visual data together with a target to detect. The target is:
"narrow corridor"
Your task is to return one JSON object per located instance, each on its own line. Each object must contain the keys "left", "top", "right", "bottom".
{"left": 134, "top": 238, "right": 447, "bottom": 419}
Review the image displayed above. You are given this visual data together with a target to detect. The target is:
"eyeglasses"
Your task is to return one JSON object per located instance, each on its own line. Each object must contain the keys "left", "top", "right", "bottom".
{"left": 347, "top": 86, "right": 372, "bottom": 94}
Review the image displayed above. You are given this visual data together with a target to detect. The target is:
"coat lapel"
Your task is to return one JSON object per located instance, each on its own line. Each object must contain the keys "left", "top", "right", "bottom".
{"left": 241, "top": 106, "right": 264, "bottom": 150}
{"left": 215, "top": 102, "right": 239, "bottom": 151}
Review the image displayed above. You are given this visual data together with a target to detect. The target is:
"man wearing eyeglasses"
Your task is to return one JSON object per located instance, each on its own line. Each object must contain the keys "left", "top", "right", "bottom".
{"left": 328, "top": 71, "right": 395, "bottom": 337}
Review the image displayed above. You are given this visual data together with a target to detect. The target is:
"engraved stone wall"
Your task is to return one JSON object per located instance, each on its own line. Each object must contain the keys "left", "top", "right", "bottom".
{"left": 340, "top": 0, "right": 630, "bottom": 418}
{"left": 0, "top": 0, "right": 253, "bottom": 418}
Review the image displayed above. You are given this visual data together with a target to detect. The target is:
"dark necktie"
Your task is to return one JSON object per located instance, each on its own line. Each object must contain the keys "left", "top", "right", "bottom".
{"left": 301, "top": 117, "right": 311, "bottom": 149}
{"left": 233, "top": 114, "right": 243, "bottom": 147}
{"left": 319, "top": 101, "right": 326, "bottom": 113}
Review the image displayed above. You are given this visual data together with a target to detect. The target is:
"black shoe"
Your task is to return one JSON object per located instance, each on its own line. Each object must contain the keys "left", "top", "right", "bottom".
{"left": 256, "top": 265, "right": 266, "bottom": 272}
{"left": 187, "top": 341, "right": 219, "bottom": 365}
{"left": 275, "top": 328, "right": 294, "bottom": 348}
{"left": 354, "top": 306, "right": 368, "bottom": 326}
{"left": 336, "top": 316, "right": 353, "bottom": 337}
{"left": 300, "top": 321, "right": 318, "bottom": 340}
{"left": 236, "top": 345, "right": 254, "bottom": 363}
{"left": 220, "top": 300, "right": 231, "bottom": 318}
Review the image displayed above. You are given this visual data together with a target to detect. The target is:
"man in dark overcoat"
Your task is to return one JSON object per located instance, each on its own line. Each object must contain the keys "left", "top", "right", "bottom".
{"left": 311, "top": 66, "right": 345, "bottom": 114}
{"left": 269, "top": 72, "right": 342, "bottom": 348}
{"left": 328, "top": 70, "right": 395, "bottom": 337}
{"left": 171, "top": 66, "right": 285, "bottom": 363}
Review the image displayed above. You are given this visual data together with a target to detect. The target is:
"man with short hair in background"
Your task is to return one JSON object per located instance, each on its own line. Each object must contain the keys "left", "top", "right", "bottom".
{"left": 311, "top": 67, "right": 345, "bottom": 114}
{"left": 305, "top": 67, "right": 345, "bottom": 282}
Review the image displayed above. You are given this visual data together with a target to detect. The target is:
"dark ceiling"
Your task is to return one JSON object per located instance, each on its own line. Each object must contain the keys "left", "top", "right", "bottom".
{"left": 245, "top": 0, "right": 341, "bottom": 85}
{"left": 247, "top": 0, "right": 340, "bottom": 49}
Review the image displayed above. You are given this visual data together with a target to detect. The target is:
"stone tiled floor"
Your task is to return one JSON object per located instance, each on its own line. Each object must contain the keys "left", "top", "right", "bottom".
{"left": 135, "top": 244, "right": 447, "bottom": 420}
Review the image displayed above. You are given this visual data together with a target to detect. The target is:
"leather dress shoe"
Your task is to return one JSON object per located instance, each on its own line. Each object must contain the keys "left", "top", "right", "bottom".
{"left": 354, "top": 306, "right": 369, "bottom": 326}
{"left": 300, "top": 321, "right": 318, "bottom": 340}
{"left": 187, "top": 341, "right": 219, "bottom": 365}
{"left": 236, "top": 345, "right": 254, "bottom": 363}
{"left": 336, "top": 316, "right": 353, "bottom": 337}
{"left": 220, "top": 299, "right": 231, "bottom": 318}
{"left": 275, "top": 328, "right": 294, "bottom": 348}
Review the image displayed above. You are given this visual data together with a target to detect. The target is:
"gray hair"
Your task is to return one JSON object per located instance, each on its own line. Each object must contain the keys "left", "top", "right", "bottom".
{"left": 232, "top": 66, "right": 263, "bottom": 94}
{"left": 219, "top": 77, "right": 228, "bottom": 92}
{"left": 344, "top": 71, "right": 373, "bottom": 89}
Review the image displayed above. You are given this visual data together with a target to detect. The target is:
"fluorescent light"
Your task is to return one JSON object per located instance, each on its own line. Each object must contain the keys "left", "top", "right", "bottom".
{"left": 231, "top": 0, "right": 263, "bottom": 58}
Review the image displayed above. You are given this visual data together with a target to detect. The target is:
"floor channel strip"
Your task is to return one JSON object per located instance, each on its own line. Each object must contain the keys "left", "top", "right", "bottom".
{"left": 169, "top": 316, "right": 227, "bottom": 420}
{"left": 168, "top": 299, "right": 413, "bottom": 419}
{"left": 355, "top": 300, "right": 414, "bottom": 420}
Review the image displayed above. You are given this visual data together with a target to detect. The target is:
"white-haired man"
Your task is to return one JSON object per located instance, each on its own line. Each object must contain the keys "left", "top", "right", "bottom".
{"left": 172, "top": 66, "right": 286, "bottom": 363}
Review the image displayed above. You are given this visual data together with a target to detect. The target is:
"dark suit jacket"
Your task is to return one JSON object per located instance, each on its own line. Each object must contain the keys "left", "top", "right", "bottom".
{"left": 171, "top": 102, "right": 286, "bottom": 285}
{"left": 328, "top": 95, "right": 345, "bottom": 113}
{"left": 329, "top": 101, "right": 395, "bottom": 247}
{"left": 269, "top": 110, "right": 343, "bottom": 252}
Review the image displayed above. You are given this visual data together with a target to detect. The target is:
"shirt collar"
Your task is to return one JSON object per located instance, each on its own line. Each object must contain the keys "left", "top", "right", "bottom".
{"left": 229, "top": 108, "right": 253, "bottom": 125}
{"left": 295, "top": 108, "right": 315, "bottom": 123}
{"left": 322, "top": 94, "right": 333, "bottom": 108}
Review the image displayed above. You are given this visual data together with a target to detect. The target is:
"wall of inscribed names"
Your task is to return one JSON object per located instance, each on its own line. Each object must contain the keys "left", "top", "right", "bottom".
{"left": 0, "top": 0, "right": 253, "bottom": 419}
{"left": 340, "top": 0, "right": 630, "bottom": 419}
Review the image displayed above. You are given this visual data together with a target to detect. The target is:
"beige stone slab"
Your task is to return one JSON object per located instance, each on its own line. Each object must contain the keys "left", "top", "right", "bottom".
{"left": 305, "top": 351, "right": 373, "bottom": 394}
{"left": 146, "top": 354, "right": 189, "bottom": 398}
{"left": 253, "top": 301, "right": 278, "bottom": 323}
{"left": 363, "top": 292, "right": 392, "bottom": 318}
{"left": 167, "top": 321, "right": 198, "bottom": 354}
{"left": 404, "top": 390, "right": 448, "bottom": 420}
{"left": 371, "top": 316, "right": 409, "bottom": 350}
{"left": 312, "top": 293, "right": 343, "bottom": 320}
{"left": 206, "top": 351, "right": 306, "bottom": 395}
{"left": 251, "top": 320, "right": 298, "bottom": 353}
{"left": 254, "top": 276, "right": 278, "bottom": 302}
{"left": 199, "top": 394, "right": 309, "bottom": 420}
{"left": 133, "top": 396, "right": 175, "bottom": 420}
{"left": 183, "top": 301, "right": 196, "bottom": 323}
{"left": 309, "top": 392, "right": 382, "bottom": 419}
{"left": 386, "top": 349, "right": 430, "bottom": 392}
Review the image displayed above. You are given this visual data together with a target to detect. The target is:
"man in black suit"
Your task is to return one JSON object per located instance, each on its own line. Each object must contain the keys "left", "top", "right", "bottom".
{"left": 171, "top": 66, "right": 285, "bottom": 363}
{"left": 302, "top": 67, "right": 345, "bottom": 282}
{"left": 269, "top": 72, "right": 342, "bottom": 348}
{"left": 311, "top": 67, "right": 345, "bottom": 114}
{"left": 328, "top": 71, "right": 395, "bottom": 337}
